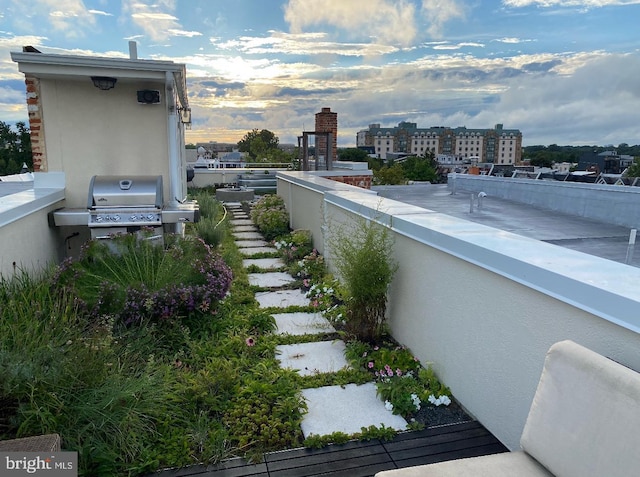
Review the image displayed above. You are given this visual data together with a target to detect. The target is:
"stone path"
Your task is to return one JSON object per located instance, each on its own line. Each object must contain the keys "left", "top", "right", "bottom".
{"left": 227, "top": 203, "right": 408, "bottom": 440}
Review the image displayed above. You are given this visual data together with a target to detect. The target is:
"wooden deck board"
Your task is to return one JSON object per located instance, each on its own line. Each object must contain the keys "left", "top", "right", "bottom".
{"left": 149, "top": 421, "right": 509, "bottom": 477}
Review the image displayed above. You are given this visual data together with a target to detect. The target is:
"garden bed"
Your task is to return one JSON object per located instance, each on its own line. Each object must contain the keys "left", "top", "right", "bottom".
{"left": 0, "top": 193, "right": 466, "bottom": 476}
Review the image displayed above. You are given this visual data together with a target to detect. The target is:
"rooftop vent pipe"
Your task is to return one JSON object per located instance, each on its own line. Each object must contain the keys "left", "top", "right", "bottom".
{"left": 129, "top": 41, "right": 138, "bottom": 60}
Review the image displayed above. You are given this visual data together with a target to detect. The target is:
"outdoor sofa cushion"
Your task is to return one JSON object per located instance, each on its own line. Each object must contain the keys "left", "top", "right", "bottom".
{"left": 520, "top": 339, "right": 640, "bottom": 477}
{"left": 376, "top": 451, "right": 552, "bottom": 476}
{"left": 376, "top": 340, "right": 640, "bottom": 477}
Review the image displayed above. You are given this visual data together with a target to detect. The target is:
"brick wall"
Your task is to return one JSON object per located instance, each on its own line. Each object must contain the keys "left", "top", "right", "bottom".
{"left": 326, "top": 175, "right": 372, "bottom": 189}
{"left": 25, "top": 75, "right": 46, "bottom": 172}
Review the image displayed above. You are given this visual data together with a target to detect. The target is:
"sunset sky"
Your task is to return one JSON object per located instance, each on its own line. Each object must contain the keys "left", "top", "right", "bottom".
{"left": 1, "top": 0, "right": 639, "bottom": 147}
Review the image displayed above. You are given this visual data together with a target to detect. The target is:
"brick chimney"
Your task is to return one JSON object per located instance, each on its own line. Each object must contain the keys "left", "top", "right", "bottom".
{"left": 315, "top": 107, "right": 337, "bottom": 162}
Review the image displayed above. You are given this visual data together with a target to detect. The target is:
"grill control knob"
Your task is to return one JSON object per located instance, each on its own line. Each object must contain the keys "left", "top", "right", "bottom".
{"left": 130, "top": 214, "right": 138, "bottom": 222}
{"left": 112, "top": 215, "right": 121, "bottom": 222}
{"left": 146, "top": 214, "right": 156, "bottom": 221}
{"left": 95, "top": 216, "right": 103, "bottom": 223}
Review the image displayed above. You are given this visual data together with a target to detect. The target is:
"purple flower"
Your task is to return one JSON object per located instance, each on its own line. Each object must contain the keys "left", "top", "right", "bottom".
{"left": 246, "top": 337, "right": 256, "bottom": 347}
{"left": 368, "top": 361, "right": 374, "bottom": 368}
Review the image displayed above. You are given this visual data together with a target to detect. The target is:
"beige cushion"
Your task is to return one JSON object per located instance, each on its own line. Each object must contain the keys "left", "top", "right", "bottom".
{"left": 521, "top": 340, "right": 640, "bottom": 477}
{"left": 375, "top": 451, "right": 552, "bottom": 477}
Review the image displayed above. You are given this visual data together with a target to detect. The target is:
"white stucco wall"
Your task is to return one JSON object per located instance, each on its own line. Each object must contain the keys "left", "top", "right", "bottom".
{"left": 277, "top": 170, "right": 640, "bottom": 450}
{"left": 277, "top": 171, "right": 377, "bottom": 255}
{"left": 39, "top": 77, "right": 171, "bottom": 208}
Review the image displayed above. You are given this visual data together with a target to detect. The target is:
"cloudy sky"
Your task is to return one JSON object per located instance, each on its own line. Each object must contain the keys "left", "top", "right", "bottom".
{"left": 1, "top": 0, "right": 639, "bottom": 147}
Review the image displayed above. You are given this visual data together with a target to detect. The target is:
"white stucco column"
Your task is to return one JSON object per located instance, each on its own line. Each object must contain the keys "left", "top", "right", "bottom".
{"left": 166, "top": 71, "right": 181, "bottom": 207}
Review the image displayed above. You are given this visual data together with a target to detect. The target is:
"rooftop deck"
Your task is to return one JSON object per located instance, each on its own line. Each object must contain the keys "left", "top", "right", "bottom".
{"left": 374, "top": 183, "right": 640, "bottom": 268}
{"left": 152, "top": 421, "right": 507, "bottom": 477}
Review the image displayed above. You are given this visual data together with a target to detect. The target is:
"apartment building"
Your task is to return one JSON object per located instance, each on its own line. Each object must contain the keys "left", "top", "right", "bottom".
{"left": 357, "top": 122, "right": 522, "bottom": 164}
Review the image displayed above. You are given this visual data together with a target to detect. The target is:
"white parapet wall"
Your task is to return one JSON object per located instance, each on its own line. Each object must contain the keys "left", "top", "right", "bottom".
{"left": 449, "top": 173, "right": 640, "bottom": 229}
{"left": 0, "top": 173, "right": 66, "bottom": 279}
{"left": 277, "top": 170, "right": 640, "bottom": 451}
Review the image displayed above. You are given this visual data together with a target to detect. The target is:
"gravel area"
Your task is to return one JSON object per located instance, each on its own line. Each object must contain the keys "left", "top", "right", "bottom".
{"left": 411, "top": 399, "right": 473, "bottom": 428}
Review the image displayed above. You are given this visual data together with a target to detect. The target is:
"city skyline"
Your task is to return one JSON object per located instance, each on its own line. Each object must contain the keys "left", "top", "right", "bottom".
{"left": 1, "top": 0, "right": 639, "bottom": 147}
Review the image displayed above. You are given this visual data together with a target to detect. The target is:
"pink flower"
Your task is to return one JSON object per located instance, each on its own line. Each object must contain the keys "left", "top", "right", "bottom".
{"left": 387, "top": 369, "right": 394, "bottom": 376}
{"left": 396, "top": 368, "right": 402, "bottom": 376}
{"left": 245, "top": 337, "right": 255, "bottom": 347}
{"left": 368, "top": 361, "right": 375, "bottom": 368}
{"left": 311, "top": 300, "right": 319, "bottom": 307}
{"left": 373, "top": 346, "right": 379, "bottom": 351}
{"left": 384, "top": 364, "right": 392, "bottom": 371}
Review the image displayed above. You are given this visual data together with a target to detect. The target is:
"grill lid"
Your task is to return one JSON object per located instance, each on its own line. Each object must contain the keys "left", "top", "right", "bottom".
{"left": 88, "top": 175, "right": 163, "bottom": 208}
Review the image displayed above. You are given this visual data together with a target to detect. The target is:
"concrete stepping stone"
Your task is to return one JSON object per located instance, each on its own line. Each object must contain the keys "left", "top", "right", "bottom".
{"left": 239, "top": 247, "right": 278, "bottom": 256}
{"left": 233, "top": 231, "right": 264, "bottom": 240}
{"left": 276, "top": 340, "right": 348, "bottom": 376}
{"left": 255, "top": 289, "right": 310, "bottom": 308}
{"left": 243, "top": 258, "right": 285, "bottom": 270}
{"left": 248, "top": 272, "right": 296, "bottom": 288}
{"left": 233, "top": 225, "right": 258, "bottom": 233}
{"left": 300, "top": 383, "right": 409, "bottom": 438}
{"left": 235, "top": 240, "right": 269, "bottom": 248}
{"left": 230, "top": 219, "right": 253, "bottom": 226}
{"left": 273, "top": 312, "right": 336, "bottom": 335}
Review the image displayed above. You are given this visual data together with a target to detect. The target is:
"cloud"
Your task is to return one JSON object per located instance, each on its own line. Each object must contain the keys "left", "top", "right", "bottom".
{"left": 8, "top": 0, "right": 104, "bottom": 39}
{"left": 503, "top": 0, "right": 640, "bottom": 7}
{"left": 494, "top": 37, "right": 535, "bottom": 44}
{"left": 88, "top": 9, "right": 112, "bottom": 16}
{"left": 421, "top": 0, "right": 466, "bottom": 38}
{"left": 214, "top": 31, "right": 398, "bottom": 57}
{"left": 168, "top": 29, "right": 203, "bottom": 38}
{"left": 470, "top": 53, "right": 640, "bottom": 145}
{"left": 432, "top": 42, "right": 485, "bottom": 50}
{"left": 122, "top": 0, "right": 182, "bottom": 42}
{"left": 284, "top": 0, "right": 420, "bottom": 46}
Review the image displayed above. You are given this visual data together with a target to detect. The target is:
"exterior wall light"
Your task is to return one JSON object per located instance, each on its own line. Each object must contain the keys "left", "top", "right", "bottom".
{"left": 91, "top": 76, "right": 117, "bottom": 90}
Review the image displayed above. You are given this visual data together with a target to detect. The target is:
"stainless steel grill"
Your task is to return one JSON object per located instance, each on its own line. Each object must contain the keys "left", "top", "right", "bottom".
{"left": 53, "top": 175, "right": 199, "bottom": 240}
{"left": 88, "top": 175, "right": 163, "bottom": 229}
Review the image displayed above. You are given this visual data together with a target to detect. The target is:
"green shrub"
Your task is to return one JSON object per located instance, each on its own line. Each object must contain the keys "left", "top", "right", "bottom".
{"left": 274, "top": 229, "right": 313, "bottom": 264}
{"left": 196, "top": 216, "right": 225, "bottom": 247}
{"left": 329, "top": 217, "right": 397, "bottom": 342}
{"left": 54, "top": 233, "right": 233, "bottom": 327}
{"left": 192, "top": 192, "right": 220, "bottom": 219}
{"left": 250, "top": 194, "right": 290, "bottom": 240}
{"left": 288, "top": 248, "right": 325, "bottom": 282}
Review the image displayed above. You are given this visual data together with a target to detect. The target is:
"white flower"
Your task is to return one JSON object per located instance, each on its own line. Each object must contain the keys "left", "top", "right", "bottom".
{"left": 410, "top": 393, "right": 421, "bottom": 410}
{"left": 428, "top": 394, "right": 451, "bottom": 406}
{"left": 384, "top": 400, "right": 394, "bottom": 411}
